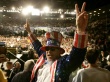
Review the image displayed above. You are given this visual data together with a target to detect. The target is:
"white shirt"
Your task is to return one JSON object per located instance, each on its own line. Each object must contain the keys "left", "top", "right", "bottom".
{"left": 37, "top": 61, "right": 53, "bottom": 82}
{"left": 73, "top": 67, "right": 110, "bottom": 82}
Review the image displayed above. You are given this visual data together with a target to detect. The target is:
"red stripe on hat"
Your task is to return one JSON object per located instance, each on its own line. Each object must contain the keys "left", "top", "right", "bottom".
{"left": 54, "top": 32, "right": 58, "bottom": 40}
{"left": 58, "top": 32, "right": 62, "bottom": 43}
{"left": 45, "top": 32, "right": 50, "bottom": 39}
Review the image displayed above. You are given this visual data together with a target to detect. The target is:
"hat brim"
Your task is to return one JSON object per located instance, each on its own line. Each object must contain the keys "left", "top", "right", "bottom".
{"left": 40, "top": 46, "right": 65, "bottom": 54}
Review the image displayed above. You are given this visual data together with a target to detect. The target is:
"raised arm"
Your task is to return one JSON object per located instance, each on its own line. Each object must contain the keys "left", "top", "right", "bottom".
{"left": 59, "top": 2, "right": 88, "bottom": 73}
{"left": 24, "top": 19, "right": 44, "bottom": 57}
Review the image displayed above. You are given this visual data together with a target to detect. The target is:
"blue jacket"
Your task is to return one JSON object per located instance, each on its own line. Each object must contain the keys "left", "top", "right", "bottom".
{"left": 29, "top": 32, "right": 88, "bottom": 82}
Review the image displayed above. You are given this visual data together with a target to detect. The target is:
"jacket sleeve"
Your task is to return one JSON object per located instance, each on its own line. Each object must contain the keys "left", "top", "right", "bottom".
{"left": 58, "top": 31, "right": 88, "bottom": 72}
{"left": 28, "top": 33, "right": 45, "bottom": 57}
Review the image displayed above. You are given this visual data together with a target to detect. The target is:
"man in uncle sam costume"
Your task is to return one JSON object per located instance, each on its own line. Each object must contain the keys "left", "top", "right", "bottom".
{"left": 24, "top": 2, "right": 88, "bottom": 82}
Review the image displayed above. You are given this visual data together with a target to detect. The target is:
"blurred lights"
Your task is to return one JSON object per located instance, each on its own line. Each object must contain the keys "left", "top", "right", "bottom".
{"left": 60, "top": 14, "right": 64, "bottom": 18}
{"left": 3, "top": 15, "right": 5, "bottom": 17}
{"left": 22, "top": 6, "right": 33, "bottom": 15}
{"left": 22, "top": 8, "right": 29, "bottom": 15}
{"left": 102, "top": 11, "right": 105, "bottom": 13}
{"left": 0, "top": 10, "right": 3, "bottom": 12}
{"left": 0, "top": 4, "right": 109, "bottom": 19}
{"left": 71, "top": 11, "right": 76, "bottom": 15}
{"left": 32, "top": 9, "right": 40, "bottom": 16}
{"left": 12, "top": 7, "right": 15, "bottom": 10}
{"left": 43, "top": 6, "right": 50, "bottom": 13}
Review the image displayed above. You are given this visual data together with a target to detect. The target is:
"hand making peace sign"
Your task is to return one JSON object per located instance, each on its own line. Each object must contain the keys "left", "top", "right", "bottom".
{"left": 75, "top": 2, "right": 88, "bottom": 32}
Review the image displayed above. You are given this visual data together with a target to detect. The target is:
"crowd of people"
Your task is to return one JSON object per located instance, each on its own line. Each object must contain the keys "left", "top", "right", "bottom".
{"left": 0, "top": 2, "right": 110, "bottom": 82}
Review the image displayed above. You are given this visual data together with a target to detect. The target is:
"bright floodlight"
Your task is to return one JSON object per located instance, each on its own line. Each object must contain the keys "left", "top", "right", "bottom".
{"left": 43, "top": 6, "right": 50, "bottom": 13}
{"left": 32, "top": 9, "right": 40, "bottom": 16}
{"left": 27, "top": 6, "right": 33, "bottom": 10}
{"left": 22, "top": 6, "right": 33, "bottom": 15}
{"left": 22, "top": 8, "right": 29, "bottom": 15}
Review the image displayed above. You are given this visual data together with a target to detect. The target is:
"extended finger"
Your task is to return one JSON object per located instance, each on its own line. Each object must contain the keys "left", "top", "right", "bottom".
{"left": 81, "top": 2, "right": 86, "bottom": 12}
{"left": 26, "top": 19, "right": 29, "bottom": 24}
{"left": 75, "top": 3, "right": 80, "bottom": 16}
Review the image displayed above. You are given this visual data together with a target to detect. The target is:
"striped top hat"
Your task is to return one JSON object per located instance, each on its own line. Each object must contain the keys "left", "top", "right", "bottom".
{"left": 40, "top": 31, "right": 65, "bottom": 54}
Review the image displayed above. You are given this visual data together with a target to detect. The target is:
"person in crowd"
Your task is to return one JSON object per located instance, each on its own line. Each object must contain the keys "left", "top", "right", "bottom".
{"left": 104, "top": 55, "right": 110, "bottom": 71}
{"left": 4, "top": 61, "right": 13, "bottom": 82}
{"left": 11, "top": 59, "right": 35, "bottom": 82}
{"left": 72, "top": 48, "right": 110, "bottom": 82}
{"left": 4, "top": 61, "right": 13, "bottom": 78}
{"left": 28, "top": 49, "right": 38, "bottom": 60}
{"left": 27, "top": 49, "right": 38, "bottom": 63}
{"left": 8, "top": 61, "right": 21, "bottom": 80}
{"left": 24, "top": 2, "right": 88, "bottom": 82}
{"left": 13, "top": 62, "right": 21, "bottom": 73}
{"left": 99, "top": 50, "right": 107, "bottom": 68}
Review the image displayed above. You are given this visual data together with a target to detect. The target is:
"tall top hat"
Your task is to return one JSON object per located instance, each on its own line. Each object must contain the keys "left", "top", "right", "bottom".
{"left": 40, "top": 31, "right": 65, "bottom": 54}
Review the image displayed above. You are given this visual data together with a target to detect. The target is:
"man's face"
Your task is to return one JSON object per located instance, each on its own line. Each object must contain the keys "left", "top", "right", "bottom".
{"left": 45, "top": 47, "right": 61, "bottom": 61}
{"left": 6, "top": 63, "right": 13, "bottom": 70}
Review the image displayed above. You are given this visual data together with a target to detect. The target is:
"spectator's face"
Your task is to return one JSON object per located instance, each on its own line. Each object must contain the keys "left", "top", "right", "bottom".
{"left": 6, "top": 63, "right": 13, "bottom": 69}
{"left": 15, "top": 62, "right": 21, "bottom": 68}
{"left": 45, "top": 47, "right": 61, "bottom": 61}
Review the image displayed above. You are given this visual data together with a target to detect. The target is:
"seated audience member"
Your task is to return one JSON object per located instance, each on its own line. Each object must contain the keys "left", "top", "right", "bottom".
{"left": 72, "top": 48, "right": 110, "bottom": 82}
{"left": 11, "top": 59, "right": 35, "bottom": 82}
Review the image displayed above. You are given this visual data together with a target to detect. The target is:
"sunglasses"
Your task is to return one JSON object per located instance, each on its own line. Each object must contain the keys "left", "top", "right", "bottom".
{"left": 45, "top": 47, "right": 57, "bottom": 51}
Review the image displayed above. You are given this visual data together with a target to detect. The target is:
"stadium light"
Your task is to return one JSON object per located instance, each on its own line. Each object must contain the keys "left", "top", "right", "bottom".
{"left": 43, "top": 6, "right": 50, "bottom": 13}
{"left": 32, "top": 9, "right": 40, "bottom": 16}
{"left": 22, "top": 6, "right": 33, "bottom": 15}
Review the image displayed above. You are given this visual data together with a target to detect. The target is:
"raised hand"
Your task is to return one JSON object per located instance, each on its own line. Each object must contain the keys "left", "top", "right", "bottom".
{"left": 24, "top": 19, "right": 32, "bottom": 34}
{"left": 75, "top": 2, "right": 88, "bottom": 32}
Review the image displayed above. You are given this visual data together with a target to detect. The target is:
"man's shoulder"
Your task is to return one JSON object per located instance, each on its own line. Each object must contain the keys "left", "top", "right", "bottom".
{"left": 97, "top": 67, "right": 110, "bottom": 73}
